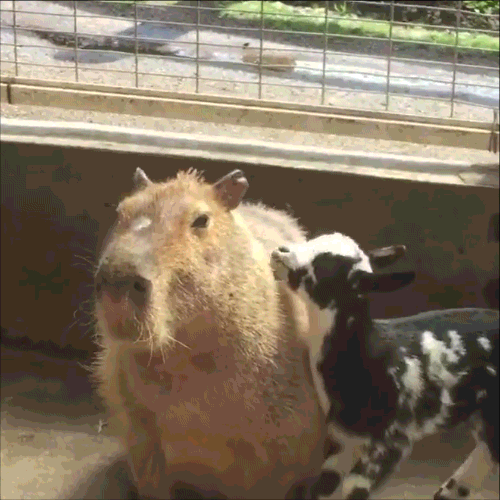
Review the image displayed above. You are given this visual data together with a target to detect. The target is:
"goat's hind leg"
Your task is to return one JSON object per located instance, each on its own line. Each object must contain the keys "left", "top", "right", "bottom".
{"left": 435, "top": 374, "right": 499, "bottom": 500}
{"left": 433, "top": 425, "right": 499, "bottom": 500}
{"left": 433, "top": 442, "right": 498, "bottom": 500}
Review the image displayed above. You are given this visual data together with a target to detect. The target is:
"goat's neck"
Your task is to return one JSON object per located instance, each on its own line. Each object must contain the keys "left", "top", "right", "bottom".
{"left": 319, "top": 296, "right": 387, "bottom": 391}
{"left": 333, "top": 296, "right": 375, "bottom": 351}
{"left": 320, "top": 296, "right": 394, "bottom": 431}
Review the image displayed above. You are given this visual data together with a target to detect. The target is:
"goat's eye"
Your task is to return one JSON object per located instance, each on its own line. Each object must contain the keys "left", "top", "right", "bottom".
{"left": 192, "top": 214, "right": 210, "bottom": 229}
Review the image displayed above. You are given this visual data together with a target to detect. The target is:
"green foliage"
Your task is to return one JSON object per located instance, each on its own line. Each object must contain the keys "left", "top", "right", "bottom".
{"left": 99, "top": 0, "right": 179, "bottom": 5}
{"left": 220, "top": 1, "right": 499, "bottom": 51}
{"left": 463, "top": 1, "right": 499, "bottom": 15}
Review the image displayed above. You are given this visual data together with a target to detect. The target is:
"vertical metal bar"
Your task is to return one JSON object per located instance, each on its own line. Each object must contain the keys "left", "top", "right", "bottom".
{"left": 489, "top": 109, "right": 498, "bottom": 153}
{"left": 258, "top": 0, "right": 264, "bottom": 99}
{"left": 195, "top": 0, "right": 200, "bottom": 93}
{"left": 321, "top": 0, "right": 329, "bottom": 105}
{"left": 73, "top": 0, "right": 79, "bottom": 82}
{"left": 385, "top": 1, "right": 394, "bottom": 110}
{"left": 12, "top": 0, "right": 18, "bottom": 76}
{"left": 450, "top": 0, "right": 461, "bottom": 118}
{"left": 134, "top": 0, "right": 139, "bottom": 88}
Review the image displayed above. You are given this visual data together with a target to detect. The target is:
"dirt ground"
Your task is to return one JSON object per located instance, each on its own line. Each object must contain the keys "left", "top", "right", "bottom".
{"left": 1, "top": 345, "right": 498, "bottom": 500}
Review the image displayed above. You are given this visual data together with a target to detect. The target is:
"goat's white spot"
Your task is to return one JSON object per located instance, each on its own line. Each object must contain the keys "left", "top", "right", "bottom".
{"left": 306, "top": 303, "right": 336, "bottom": 344}
{"left": 399, "top": 346, "right": 407, "bottom": 355}
{"left": 486, "top": 365, "right": 497, "bottom": 376}
{"left": 421, "top": 331, "right": 461, "bottom": 388}
{"left": 325, "top": 424, "right": 367, "bottom": 476}
{"left": 441, "top": 388, "right": 453, "bottom": 406}
{"left": 448, "top": 330, "right": 466, "bottom": 359}
{"left": 388, "top": 366, "right": 401, "bottom": 389}
{"left": 422, "top": 406, "right": 449, "bottom": 435}
{"left": 367, "top": 462, "right": 381, "bottom": 475}
{"left": 477, "top": 336, "right": 492, "bottom": 352}
{"left": 132, "top": 216, "right": 152, "bottom": 231}
{"left": 476, "top": 389, "right": 487, "bottom": 402}
{"left": 401, "top": 357, "right": 423, "bottom": 409}
{"left": 342, "top": 474, "right": 372, "bottom": 496}
{"left": 306, "top": 305, "right": 337, "bottom": 414}
{"left": 390, "top": 401, "right": 449, "bottom": 443}
{"left": 408, "top": 409, "right": 448, "bottom": 441}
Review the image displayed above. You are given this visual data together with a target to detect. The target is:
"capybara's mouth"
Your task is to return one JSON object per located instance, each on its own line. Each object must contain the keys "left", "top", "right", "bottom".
{"left": 94, "top": 266, "right": 151, "bottom": 341}
{"left": 95, "top": 290, "right": 144, "bottom": 341}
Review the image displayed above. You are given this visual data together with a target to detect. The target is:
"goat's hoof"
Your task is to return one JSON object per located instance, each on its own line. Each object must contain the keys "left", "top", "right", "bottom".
{"left": 433, "top": 480, "right": 471, "bottom": 500}
{"left": 310, "top": 471, "right": 341, "bottom": 498}
{"left": 434, "top": 487, "right": 446, "bottom": 500}
{"left": 347, "top": 487, "right": 370, "bottom": 500}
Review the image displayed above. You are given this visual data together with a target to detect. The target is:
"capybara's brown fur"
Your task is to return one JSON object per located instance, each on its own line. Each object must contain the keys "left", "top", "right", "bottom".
{"left": 92, "top": 168, "right": 326, "bottom": 499}
{"left": 242, "top": 43, "right": 297, "bottom": 72}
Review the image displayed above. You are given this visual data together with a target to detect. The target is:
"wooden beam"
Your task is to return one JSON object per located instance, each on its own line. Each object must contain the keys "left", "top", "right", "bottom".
{"left": 1, "top": 77, "right": 496, "bottom": 150}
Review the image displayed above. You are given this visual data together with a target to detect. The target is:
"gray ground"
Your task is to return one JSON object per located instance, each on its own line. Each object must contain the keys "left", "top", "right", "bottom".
{"left": 1, "top": 347, "right": 499, "bottom": 499}
{"left": 1, "top": 1, "right": 498, "bottom": 120}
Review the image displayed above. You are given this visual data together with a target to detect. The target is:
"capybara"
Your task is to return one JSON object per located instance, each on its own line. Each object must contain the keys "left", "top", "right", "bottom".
{"left": 242, "top": 42, "right": 296, "bottom": 72}
{"left": 92, "top": 168, "right": 327, "bottom": 499}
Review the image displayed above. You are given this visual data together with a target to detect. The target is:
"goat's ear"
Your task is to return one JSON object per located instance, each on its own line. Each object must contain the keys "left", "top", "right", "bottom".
{"left": 213, "top": 170, "right": 249, "bottom": 210}
{"left": 356, "top": 271, "right": 415, "bottom": 294}
{"left": 367, "top": 244, "right": 407, "bottom": 269}
{"left": 133, "top": 168, "right": 152, "bottom": 189}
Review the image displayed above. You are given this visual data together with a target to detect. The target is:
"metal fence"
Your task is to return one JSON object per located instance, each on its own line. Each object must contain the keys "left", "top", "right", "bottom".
{"left": 1, "top": 0, "right": 499, "bottom": 123}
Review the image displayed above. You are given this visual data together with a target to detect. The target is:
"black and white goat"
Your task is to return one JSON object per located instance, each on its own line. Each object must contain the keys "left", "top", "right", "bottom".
{"left": 271, "top": 233, "right": 499, "bottom": 500}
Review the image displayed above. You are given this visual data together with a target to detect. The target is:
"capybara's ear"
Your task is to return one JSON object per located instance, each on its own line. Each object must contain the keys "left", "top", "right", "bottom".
{"left": 133, "top": 168, "right": 152, "bottom": 189}
{"left": 213, "top": 170, "right": 249, "bottom": 210}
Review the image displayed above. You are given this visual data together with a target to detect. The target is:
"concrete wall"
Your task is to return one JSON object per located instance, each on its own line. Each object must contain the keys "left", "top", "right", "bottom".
{"left": 1, "top": 141, "right": 498, "bottom": 358}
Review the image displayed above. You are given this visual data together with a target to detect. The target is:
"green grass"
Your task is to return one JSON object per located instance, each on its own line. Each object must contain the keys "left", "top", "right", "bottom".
{"left": 220, "top": 1, "right": 499, "bottom": 52}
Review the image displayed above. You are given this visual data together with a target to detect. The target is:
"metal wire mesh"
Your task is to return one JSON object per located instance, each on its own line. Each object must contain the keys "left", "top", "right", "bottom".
{"left": 1, "top": 0, "right": 498, "bottom": 123}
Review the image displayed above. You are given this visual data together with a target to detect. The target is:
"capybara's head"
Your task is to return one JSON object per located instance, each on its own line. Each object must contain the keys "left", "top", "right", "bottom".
{"left": 94, "top": 168, "right": 281, "bottom": 364}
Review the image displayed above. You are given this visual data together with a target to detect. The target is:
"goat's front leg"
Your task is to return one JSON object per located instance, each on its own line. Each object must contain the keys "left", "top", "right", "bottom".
{"left": 341, "top": 428, "right": 412, "bottom": 500}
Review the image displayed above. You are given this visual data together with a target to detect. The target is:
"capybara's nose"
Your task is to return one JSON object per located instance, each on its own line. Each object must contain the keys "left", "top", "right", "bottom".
{"left": 277, "top": 246, "right": 290, "bottom": 253}
{"left": 95, "top": 263, "right": 149, "bottom": 306}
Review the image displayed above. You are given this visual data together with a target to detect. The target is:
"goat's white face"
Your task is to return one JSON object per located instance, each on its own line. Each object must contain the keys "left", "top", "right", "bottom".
{"left": 271, "top": 233, "right": 415, "bottom": 310}
{"left": 271, "top": 233, "right": 373, "bottom": 310}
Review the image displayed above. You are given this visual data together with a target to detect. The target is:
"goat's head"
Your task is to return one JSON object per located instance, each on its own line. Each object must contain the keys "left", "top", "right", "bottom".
{"left": 271, "top": 233, "right": 415, "bottom": 310}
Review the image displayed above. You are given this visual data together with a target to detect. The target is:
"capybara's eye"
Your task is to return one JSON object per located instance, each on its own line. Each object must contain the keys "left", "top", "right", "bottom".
{"left": 192, "top": 214, "right": 210, "bottom": 229}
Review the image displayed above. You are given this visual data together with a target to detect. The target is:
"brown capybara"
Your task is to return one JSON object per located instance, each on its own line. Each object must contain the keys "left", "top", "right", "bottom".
{"left": 92, "top": 168, "right": 327, "bottom": 499}
{"left": 242, "top": 43, "right": 297, "bottom": 72}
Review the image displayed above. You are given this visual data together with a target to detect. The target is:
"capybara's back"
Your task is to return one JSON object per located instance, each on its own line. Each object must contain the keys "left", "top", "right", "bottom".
{"left": 92, "top": 168, "right": 325, "bottom": 498}
{"left": 242, "top": 43, "right": 297, "bottom": 72}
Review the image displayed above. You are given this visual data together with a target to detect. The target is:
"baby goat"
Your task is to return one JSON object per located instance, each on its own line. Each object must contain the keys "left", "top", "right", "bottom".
{"left": 271, "top": 233, "right": 499, "bottom": 500}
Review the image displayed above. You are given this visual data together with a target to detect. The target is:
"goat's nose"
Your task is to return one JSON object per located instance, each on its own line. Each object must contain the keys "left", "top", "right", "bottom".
{"left": 277, "top": 246, "right": 290, "bottom": 253}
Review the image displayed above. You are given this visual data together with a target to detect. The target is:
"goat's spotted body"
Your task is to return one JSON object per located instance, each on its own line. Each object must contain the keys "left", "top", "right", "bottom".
{"left": 271, "top": 233, "right": 499, "bottom": 500}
